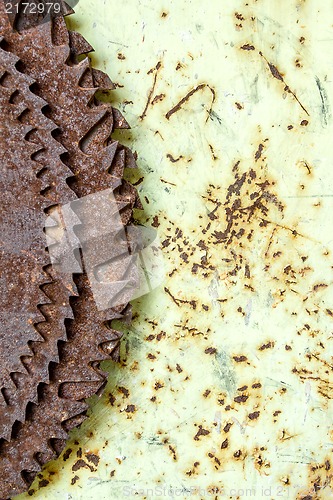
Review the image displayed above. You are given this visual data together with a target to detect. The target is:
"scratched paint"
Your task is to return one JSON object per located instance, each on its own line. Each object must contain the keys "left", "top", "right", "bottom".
{"left": 15, "top": 1, "right": 333, "bottom": 499}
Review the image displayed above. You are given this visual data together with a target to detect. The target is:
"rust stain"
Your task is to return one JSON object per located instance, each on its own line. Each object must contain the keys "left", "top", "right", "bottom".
{"left": 140, "top": 61, "right": 162, "bottom": 120}
{"left": 259, "top": 51, "right": 310, "bottom": 116}
{"left": 165, "top": 83, "right": 215, "bottom": 121}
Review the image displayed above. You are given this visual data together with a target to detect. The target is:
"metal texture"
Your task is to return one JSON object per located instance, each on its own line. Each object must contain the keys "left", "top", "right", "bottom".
{"left": 17, "top": 1, "right": 332, "bottom": 499}
{"left": 0, "top": 42, "right": 75, "bottom": 442}
{"left": 0, "top": 5, "right": 140, "bottom": 498}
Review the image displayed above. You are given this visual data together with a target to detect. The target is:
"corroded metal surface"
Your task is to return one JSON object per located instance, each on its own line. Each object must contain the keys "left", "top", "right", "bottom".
{"left": 13, "top": 0, "right": 333, "bottom": 499}
{"left": 0, "top": 5, "right": 140, "bottom": 498}
{"left": 0, "top": 43, "right": 75, "bottom": 441}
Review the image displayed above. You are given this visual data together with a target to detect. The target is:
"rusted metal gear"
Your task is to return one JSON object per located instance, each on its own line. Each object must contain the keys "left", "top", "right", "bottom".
{"left": 0, "top": 5, "right": 140, "bottom": 498}
{"left": 0, "top": 42, "right": 76, "bottom": 442}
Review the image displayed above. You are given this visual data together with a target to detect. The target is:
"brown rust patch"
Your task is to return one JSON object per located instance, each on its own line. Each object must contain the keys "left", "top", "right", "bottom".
{"left": 140, "top": 61, "right": 162, "bottom": 120}
{"left": 165, "top": 83, "right": 215, "bottom": 121}
{"left": 124, "top": 404, "right": 136, "bottom": 413}
{"left": 194, "top": 425, "right": 210, "bottom": 441}
{"left": 166, "top": 153, "right": 183, "bottom": 163}
{"left": 259, "top": 51, "right": 309, "bottom": 116}
{"left": 234, "top": 394, "right": 249, "bottom": 403}
{"left": 62, "top": 448, "right": 72, "bottom": 461}
{"left": 72, "top": 459, "right": 94, "bottom": 472}
{"left": 152, "top": 93, "right": 165, "bottom": 105}
{"left": 240, "top": 44, "right": 255, "bottom": 51}
{"left": 205, "top": 347, "right": 217, "bottom": 355}
{"left": 248, "top": 411, "right": 260, "bottom": 420}
{"left": 85, "top": 453, "right": 100, "bottom": 466}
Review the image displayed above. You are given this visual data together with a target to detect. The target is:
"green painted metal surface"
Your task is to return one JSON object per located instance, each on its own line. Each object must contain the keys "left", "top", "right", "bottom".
{"left": 16, "top": 1, "right": 333, "bottom": 498}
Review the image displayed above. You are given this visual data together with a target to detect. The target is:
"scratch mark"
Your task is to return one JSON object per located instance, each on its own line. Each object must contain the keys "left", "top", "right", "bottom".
{"left": 166, "top": 153, "right": 183, "bottom": 163}
{"left": 160, "top": 178, "right": 176, "bottom": 186}
{"left": 315, "top": 76, "right": 330, "bottom": 126}
{"left": 107, "top": 40, "right": 129, "bottom": 48}
{"left": 165, "top": 83, "right": 215, "bottom": 121}
{"left": 140, "top": 61, "right": 162, "bottom": 120}
{"left": 259, "top": 52, "right": 309, "bottom": 116}
{"left": 164, "top": 287, "right": 197, "bottom": 309}
{"left": 259, "top": 218, "right": 314, "bottom": 242}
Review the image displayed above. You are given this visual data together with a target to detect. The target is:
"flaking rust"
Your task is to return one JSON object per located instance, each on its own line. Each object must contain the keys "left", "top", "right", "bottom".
{"left": 0, "top": 2, "right": 140, "bottom": 498}
{"left": 20, "top": 1, "right": 333, "bottom": 499}
{"left": 0, "top": 41, "right": 76, "bottom": 443}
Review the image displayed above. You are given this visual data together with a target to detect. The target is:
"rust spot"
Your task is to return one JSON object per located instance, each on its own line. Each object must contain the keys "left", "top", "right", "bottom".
{"left": 221, "top": 438, "right": 229, "bottom": 449}
{"left": 233, "top": 355, "right": 247, "bottom": 362}
{"left": 223, "top": 423, "right": 232, "bottom": 432}
{"left": 166, "top": 153, "right": 183, "bottom": 163}
{"left": 38, "top": 479, "right": 49, "bottom": 488}
{"left": 204, "top": 347, "right": 217, "bottom": 355}
{"left": 259, "top": 341, "right": 274, "bottom": 350}
{"left": 238, "top": 385, "right": 248, "bottom": 392}
{"left": 235, "top": 12, "right": 244, "bottom": 20}
{"left": 85, "top": 453, "right": 100, "bottom": 466}
{"left": 234, "top": 394, "right": 248, "bottom": 403}
{"left": 63, "top": 448, "right": 72, "bottom": 461}
{"left": 71, "top": 475, "right": 79, "bottom": 485}
{"left": 72, "top": 459, "right": 94, "bottom": 472}
{"left": 267, "top": 61, "right": 284, "bottom": 81}
{"left": 151, "top": 93, "right": 165, "bottom": 105}
{"left": 168, "top": 445, "right": 177, "bottom": 461}
{"left": 194, "top": 425, "right": 210, "bottom": 441}
{"left": 240, "top": 44, "right": 255, "bottom": 50}
{"left": 151, "top": 215, "right": 160, "bottom": 228}
{"left": 254, "top": 143, "right": 264, "bottom": 161}
{"left": 118, "top": 387, "right": 130, "bottom": 398}
{"left": 132, "top": 176, "right": 144, "bottom": 186}
{"left": 248, "top": 411, "right": 260, "bottom": 420}
{"left": 108, "top": 393, "right": 116, "bottom": 406}
{"left": 117, "top": 53, "right": 125, "bottom": 60}
{"left": 125, "top": 404, "right": 136, "bottom": 413}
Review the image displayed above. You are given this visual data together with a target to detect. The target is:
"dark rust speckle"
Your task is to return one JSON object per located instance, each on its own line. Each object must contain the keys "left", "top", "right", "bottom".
{"left": 194, "top": 425, "right": 210, "bottom": 441}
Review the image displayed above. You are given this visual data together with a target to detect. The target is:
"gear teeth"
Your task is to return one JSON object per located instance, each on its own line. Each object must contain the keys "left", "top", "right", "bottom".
{"left": 112, "top": 107, "right": 130, "bottom": 129}
{"left": 92, "top": 67, "right": 115, "bottom": 90}
{"left": 0, "top": 44, "right": 77, "bottom": 440}
{"left": 60, "top": 1, "right": 75, "bottom": 16}
{"left": 68, "top": 31, "right": 94, "bottom": 57}
{"left": 0, "top": 3, "right": 140, "bottom": 495}
{"left": 72, "top": 57, "right": 93, "bottom": 85}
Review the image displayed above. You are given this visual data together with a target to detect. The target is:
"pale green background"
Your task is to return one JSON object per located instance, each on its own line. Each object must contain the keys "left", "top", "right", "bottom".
{"left": 16, "top": 1, "right": 333, "bottom": 498}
